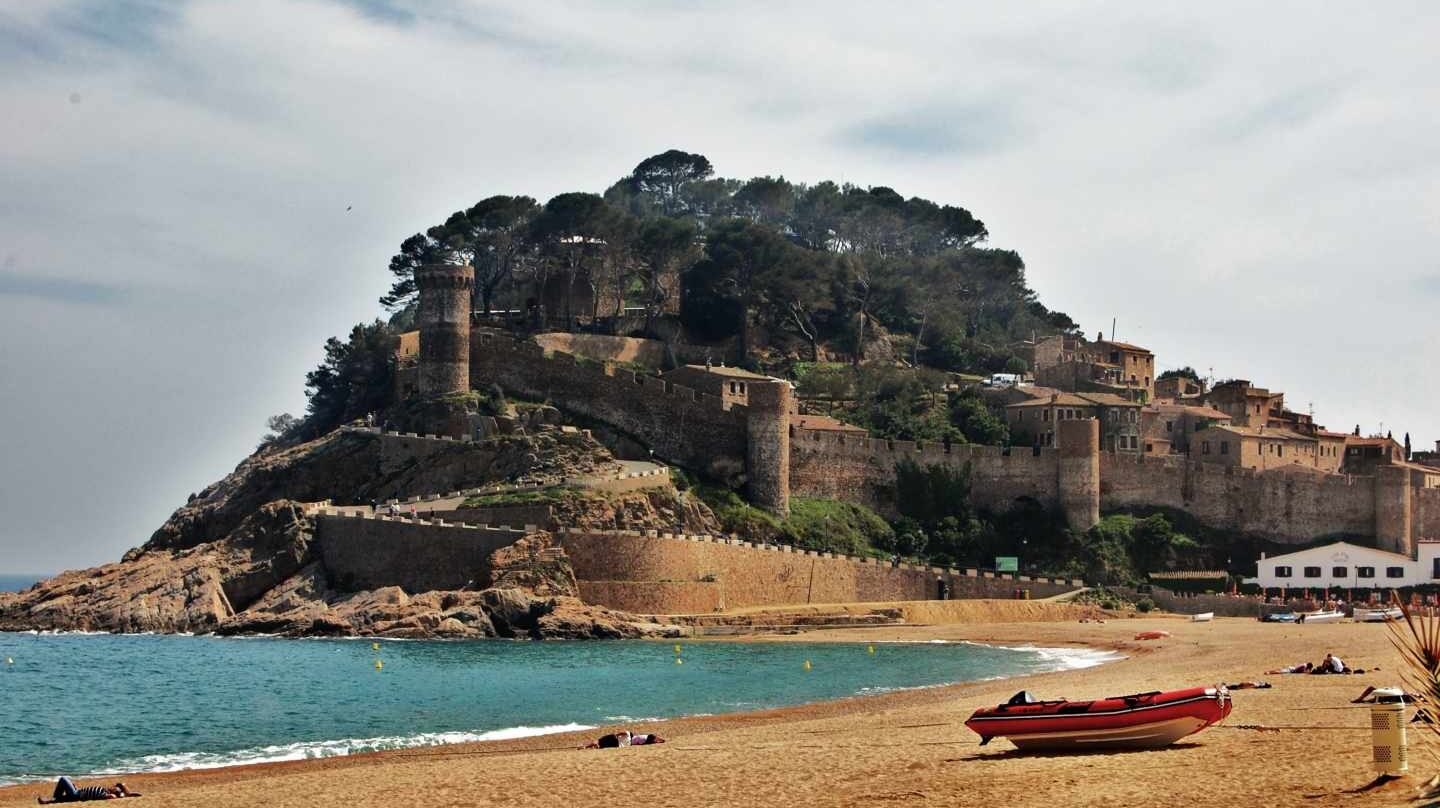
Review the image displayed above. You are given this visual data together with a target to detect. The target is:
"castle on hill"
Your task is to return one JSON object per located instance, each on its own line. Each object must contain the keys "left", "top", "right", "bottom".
{"left": 399, "top": 263, "right": 1440, "bottom": 563}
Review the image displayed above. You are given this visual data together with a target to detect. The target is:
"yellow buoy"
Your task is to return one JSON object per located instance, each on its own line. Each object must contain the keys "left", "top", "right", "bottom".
{"left": 675, "top": 658, "right": 683, "bottom": 665}
{"left": 803, "top": 660, "right": 812, "bottom": 671}
{"left": 372, "top": 642, "right": 380, "bottom": 651}
{"left": 674, "top": 644, "right": 682, "bottom": 654}
{"left": 867, "top": 645, "right": 875, "bottom": 655}
{"left": 374, "top": 660, "right": 384, "bottom": 671}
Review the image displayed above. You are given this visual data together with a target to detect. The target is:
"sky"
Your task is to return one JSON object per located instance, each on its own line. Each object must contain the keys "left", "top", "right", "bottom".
{"left": 1, "top": 0, "right": 1437, "bottom": 574}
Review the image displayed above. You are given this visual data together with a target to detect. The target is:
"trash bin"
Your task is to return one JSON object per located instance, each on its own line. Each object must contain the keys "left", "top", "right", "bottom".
{"left": 1370, "top": 688, "right": 1408, "bottom": 775}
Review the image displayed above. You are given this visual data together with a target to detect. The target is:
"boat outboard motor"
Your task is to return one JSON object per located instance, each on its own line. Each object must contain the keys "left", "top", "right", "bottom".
{"left": 1006, "top": 691, "right": 1038, "bottom": 706}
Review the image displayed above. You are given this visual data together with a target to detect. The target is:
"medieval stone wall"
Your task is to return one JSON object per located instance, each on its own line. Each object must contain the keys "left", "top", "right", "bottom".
{"left": 471, "top": 332, "right": 750, "bottom": 483}
{"left": 789, "top": 427, "right": 1061, "bottom": 513}
{"left": 1099, "top": 452, "right": 1378, "bottom": 541}
{"left": 317, "top": 514, "right": 525, "bottom": 593}
{"left": 556, "top": 528, "right": 1080, "bottom": 611}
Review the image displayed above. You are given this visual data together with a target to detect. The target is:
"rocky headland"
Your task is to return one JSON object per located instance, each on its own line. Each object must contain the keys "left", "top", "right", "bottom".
{"left": 0, "top": 424, "right": 707, "bottom": 639}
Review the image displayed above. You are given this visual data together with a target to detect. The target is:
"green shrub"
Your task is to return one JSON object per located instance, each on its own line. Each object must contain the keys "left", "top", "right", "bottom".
{"left": 1135, "top": 598, "right": 1155, "bottom": 613}
{"left": 782, "top": 498, "right": 894, "bottom": 556}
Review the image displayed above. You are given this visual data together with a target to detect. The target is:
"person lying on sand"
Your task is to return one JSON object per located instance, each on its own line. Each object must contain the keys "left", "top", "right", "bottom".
{"left": 1225, "top": 682, "right": 1273, "bottom": 689}
{"left": 37, "top": 777, "right": 140, "bottom": 803}
{"left": 584, "top": 731, "right": 666, "bottom": 749}
{"left": 1266, "top": 662, "right": 1313, "bottom": 674}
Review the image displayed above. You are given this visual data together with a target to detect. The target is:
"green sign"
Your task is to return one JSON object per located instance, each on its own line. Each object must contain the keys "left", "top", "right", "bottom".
{"left": 995, "top": 556, "right": 1019, "bottom": 573}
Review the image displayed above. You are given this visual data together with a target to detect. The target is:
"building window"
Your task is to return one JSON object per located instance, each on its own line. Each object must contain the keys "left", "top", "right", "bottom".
{"left": 1277, "top": 445, "right": 1283, "bottom": 458}
{"left": 1387, "top": 567, "right": 1405, "bottom": 579}
{"left": 1357, "top": 566, "right": 1375, "bottom": 578}
{"left": 1202, "top": 441, "right": 1210, "bottom": 455}
{"left": 1043, "top": 409, "right": 1050, "bottom": 422}
{"left": 1146, "top": 442, "right": 1153, "bottom": 453}
{"left": 1166, "top": 421, "right": 1173, "bottom": 432}
{"left": 1433, "top": 558, "right": 1440, "bottom": 580}
{"left": 1274, "top": 566, "right": 1292, "bottom": 578}
{"left": 1303, "top": 566, "right": 1322, "bottom": 578}
{"left": 1220, "top": 441, "right": 1229, "bottom": 455}
{"left": 1331, "top": 566, "right": 1347, "bottom": 578}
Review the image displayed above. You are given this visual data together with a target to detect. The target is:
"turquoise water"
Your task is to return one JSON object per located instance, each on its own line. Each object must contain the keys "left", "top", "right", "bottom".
{"left": 0, "top": 633, "right": 1116, "bottom": 784}
{"left": 0, "top": 575, "right": 44, "bottom": 593}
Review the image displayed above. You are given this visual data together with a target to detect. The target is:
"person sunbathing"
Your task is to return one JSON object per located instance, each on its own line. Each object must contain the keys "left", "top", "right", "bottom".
{"left": 584, "top": 730, "right": 666, "bottom": 749}
{"left": 37, "top": 777, "right": 140, "bottom": 803}
{"left": 1266, "top": 662, "right": 1313, "bottom": 674}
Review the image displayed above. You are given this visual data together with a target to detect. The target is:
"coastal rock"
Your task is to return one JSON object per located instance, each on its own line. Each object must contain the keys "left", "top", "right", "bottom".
{"left": 487, "top": 532, "right": 578, "bottom": 597}
{"left": 0, "top": 503, "right": 316, "bottom": 634}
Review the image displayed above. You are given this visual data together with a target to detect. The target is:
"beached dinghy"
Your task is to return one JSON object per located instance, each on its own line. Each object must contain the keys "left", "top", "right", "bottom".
{"left": 965, "top": 686, "right": 1232, "bottom": 751}
{"left": 1353, "top": 606, "right": 1403, "bottom": 623}
{"left": 1297, "top": 609, "right": 1344, "bottom": 623}
{"left": 1190, "top": 612, "right": 1214, "bottom": 622}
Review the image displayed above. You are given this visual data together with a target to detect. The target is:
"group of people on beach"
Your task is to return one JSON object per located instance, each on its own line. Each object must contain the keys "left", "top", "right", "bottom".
{"left": 583, "top": 730, "right": 665, "bottom": 749}
{"left": 1265, "top": 652, "right": 1362, "bottom": 675}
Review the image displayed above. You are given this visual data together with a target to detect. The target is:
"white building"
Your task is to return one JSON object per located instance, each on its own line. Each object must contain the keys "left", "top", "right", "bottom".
{"left": 1254, "top": 541, "right": 1440, "bottom": 591}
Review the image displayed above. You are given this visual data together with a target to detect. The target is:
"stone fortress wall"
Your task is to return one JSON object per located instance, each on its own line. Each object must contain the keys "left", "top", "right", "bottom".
{"left": 404, "top": 264, "right": 1437, "bottom": 557}
{"left": 315, "top": 512, "right": 1081, "bottom": 613}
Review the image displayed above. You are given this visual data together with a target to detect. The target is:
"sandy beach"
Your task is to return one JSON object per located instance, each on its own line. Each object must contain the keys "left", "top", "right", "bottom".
{"left": 2, "top": 614, "right": 1426, "bottom": 808}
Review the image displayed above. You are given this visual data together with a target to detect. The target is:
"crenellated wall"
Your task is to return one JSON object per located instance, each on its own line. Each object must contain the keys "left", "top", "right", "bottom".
{"left": 1099, "top": 452, "right": 1377, "bottom": 541}
{"left": 789, "top": 426, "right": 1060, "bottom": 513}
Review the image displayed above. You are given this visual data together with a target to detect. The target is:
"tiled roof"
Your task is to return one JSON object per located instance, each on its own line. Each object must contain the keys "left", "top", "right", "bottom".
{"left": 668, "top": 364, "right": 772, "bottom": 380}
{"left": 1095, "top": 340, "right": 1153, "bottom": 354}
{"left": 1199, "top": 424, "right": 1314, "bottom": 441}
{"left": 1075, "top": 392, "right": 1140, "bottom": 407}
{"left": 1006, "top": 393, "right": 1095, "bottom": 408}
{"left": 1143, "top": 403, "right": 1231, "bottom": 420}
{"left": 793, "top": 415, "right": 867, "bottom": 433}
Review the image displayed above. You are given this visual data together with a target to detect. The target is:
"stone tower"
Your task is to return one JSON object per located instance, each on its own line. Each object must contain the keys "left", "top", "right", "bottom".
{"left": 1057, "top": 418, "right": 1101, "bottom": 531}
{"left": 746, "top": 380, "right": 792, "bottom": 515}
{"left": 1374, "top": 465, "right": 1414, "bottom": 557}
{"left": 416, "top": 264, "right": 474, "bottom": 397}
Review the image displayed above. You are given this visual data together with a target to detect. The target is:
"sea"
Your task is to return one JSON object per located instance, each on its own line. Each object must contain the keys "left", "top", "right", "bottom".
{"left": 0, "top": 575, "right": 44, "bottom": 593}
{"left": 0, "top": 633, "right": 1119, "bottom": 785}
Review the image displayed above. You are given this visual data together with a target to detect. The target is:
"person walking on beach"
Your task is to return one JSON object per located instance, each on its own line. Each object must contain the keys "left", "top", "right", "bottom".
{"left": 37, "top": 777, "right": 140, "bottom": 803}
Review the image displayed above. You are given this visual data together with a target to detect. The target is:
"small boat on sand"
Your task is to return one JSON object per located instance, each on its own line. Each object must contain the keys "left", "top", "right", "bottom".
{"left": 1353, "top": 606, "right": 1403, "bottom": 623}
{"left": 1297, "top": 609, "right": 1344, "bottom": 623}
{"left": 965, "top": 686, "right": 1232, "bottom": 751}
{"left": 1190, "top": 612, "right": 1214, "bottom": 622}
{"left": 1261, "top": 611, "right": 1297, "bottom": 623}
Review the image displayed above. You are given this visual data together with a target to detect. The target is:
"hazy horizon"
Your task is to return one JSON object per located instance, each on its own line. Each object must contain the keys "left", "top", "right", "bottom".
{"left": 1, "top": 1, "right": 1437, "bottom": 573}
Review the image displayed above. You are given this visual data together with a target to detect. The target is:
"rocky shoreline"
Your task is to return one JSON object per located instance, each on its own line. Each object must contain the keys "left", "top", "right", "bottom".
{"left": 0, "top": 426, "right": 698, "bottom": 640}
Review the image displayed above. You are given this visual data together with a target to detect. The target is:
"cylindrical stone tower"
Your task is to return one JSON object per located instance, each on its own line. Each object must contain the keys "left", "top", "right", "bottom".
{"left": 746, "top": 380, "right": 792, "bottom": 516}
{"left": 1057, "top": 418, "right": 1101, "bottom": 531}
{"left": 416, "top": 264, "right": 474, "bottom": 397}
{"left": 1374, "top": 465, "right": 1414, "bottom": 557}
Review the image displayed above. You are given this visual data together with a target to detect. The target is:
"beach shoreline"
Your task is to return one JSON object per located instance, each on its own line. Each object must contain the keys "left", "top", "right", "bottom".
{"left": 0, "top": 616, "right": 1420, "bottom": 807}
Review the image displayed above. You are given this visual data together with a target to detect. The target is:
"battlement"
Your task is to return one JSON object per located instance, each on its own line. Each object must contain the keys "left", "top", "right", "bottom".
{"left": 790, "top": 426, "right": 1058, "bottom": 464}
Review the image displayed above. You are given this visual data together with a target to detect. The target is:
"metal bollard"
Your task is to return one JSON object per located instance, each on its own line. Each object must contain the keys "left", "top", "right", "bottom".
{"left": 1370, "top": 688, "right": 1408, "bottom": 775}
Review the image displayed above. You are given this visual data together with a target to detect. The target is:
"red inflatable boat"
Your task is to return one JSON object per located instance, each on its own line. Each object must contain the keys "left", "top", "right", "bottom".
{"left": 965, "top": 686, "right": 1232, "bottom": 750}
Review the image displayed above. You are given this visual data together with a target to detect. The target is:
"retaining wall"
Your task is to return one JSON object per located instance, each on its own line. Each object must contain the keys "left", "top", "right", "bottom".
{"left": 556, "top": 528, "right": 1080, "bottom": 612}
{"left": 317, "top": 514, "right": 525, "bottom": 593}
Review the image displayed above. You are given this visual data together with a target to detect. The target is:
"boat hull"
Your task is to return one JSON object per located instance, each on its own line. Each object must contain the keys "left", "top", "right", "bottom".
{"left": 966, "top": 686, "right": 1232, "bottom": 751}
{"left": 1354, "top": 608, "right": 1402, "bottom": 623}
{"left": 1006, "top": 716, "right": 1213, "bottom": 751}
{"left": 1299, "top": 610, "right": 1344, "bottom": 623}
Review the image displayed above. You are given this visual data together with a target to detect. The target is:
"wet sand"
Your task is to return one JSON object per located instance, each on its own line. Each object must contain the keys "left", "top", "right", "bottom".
{"left": 1, "top": 616, "right": 1425, "bottom": 807}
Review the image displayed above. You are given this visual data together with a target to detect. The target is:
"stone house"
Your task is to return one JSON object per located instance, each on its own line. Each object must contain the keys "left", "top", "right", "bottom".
{"left": 1154, "top": 374, "right": 1205, "bottom": 403}
{"left": 1032, "top": 332, "right": 1155, "bottom": 403}
{"left": 1139, "top": 402, "right": 1232, "bottom": 456}
{"left": 1190, "top": 424, "right": 1343, "bottom": 473}
{"left": 1006, "top": 392, "right": 1141, "bottom": 452}
{"left": 1343, "top": 435, "right": 1408, "bottom": 475}
{"left": 660, "top": 364, "right": 775, "bottom": 408}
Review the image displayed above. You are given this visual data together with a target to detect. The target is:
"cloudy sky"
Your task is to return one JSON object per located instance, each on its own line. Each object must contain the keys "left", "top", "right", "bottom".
{"left": 1, "top": 0, "right": 1436, "bottom": 574}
